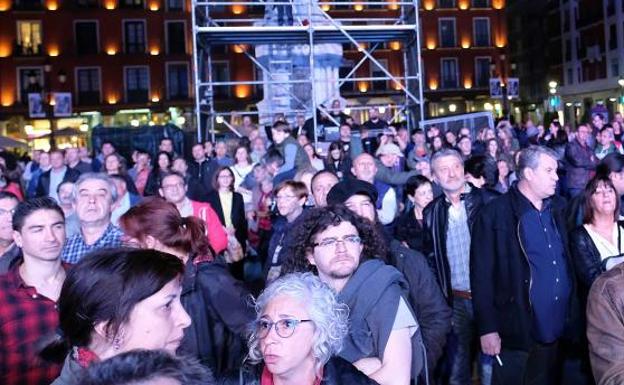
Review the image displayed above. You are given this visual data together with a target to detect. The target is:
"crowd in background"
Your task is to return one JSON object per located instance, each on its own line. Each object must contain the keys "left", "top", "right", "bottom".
{"left": 3, "top": 105, "right": 624, "bottom": 385}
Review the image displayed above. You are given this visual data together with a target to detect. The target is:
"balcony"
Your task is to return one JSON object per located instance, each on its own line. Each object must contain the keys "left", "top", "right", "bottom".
{"left": 14, "top": 42, "right": 43, "bottom": 57}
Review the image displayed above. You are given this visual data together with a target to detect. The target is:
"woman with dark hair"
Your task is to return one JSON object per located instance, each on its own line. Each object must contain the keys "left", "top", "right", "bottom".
{"left": 119, "top": 198, "right": 254, "bottom": 376}
{"left": 144, "top": 151, "right": 172, "bottom": 196}
{"left": 0, "top": 164, "right": 23, "bottom": 200}
{"left": 324, "top": 141, "right": 350, "bottom": 180}
{"left": 570, "top": 175, "right": 624, "bottom": 291}
{"left": 48, "top": 248, "right": 192, "bottom": 385}
{"left": 103, "top": 153, "right": 139, "bottom": 195}
{"left": 230, "top": 145, "right": 254, "bottom": 191}
{"left": 394, "top": 175, "right": 433, "bottom": 252}
{"left": 207, "top": 166, "right": 248, "bottom": 278}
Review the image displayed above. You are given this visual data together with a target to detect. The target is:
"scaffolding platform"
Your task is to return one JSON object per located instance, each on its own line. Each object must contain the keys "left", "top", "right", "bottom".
{"left": 191, "top": 0, "right": 425, "bottom": 141}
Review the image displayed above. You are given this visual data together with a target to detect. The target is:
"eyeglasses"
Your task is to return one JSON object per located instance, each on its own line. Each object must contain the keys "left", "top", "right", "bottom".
{"left": 162, "top": 182, "right": 185, "bottom": 191}
{"left": 313, "top": 234, "right": 362, "bottom": 248}
{"left": 0, "top": 208, "right": 15, "bottom": 216}
{"left": 255, "top": 318, "right": 312, "bottom": 339}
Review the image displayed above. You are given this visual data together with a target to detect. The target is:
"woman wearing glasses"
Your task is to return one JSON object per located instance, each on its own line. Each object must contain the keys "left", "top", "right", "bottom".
{"left": 219, "top": 272, "right": 379, "bottom": 385}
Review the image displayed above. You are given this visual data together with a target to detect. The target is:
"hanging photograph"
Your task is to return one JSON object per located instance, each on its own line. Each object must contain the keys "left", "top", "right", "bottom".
{"left": 27, "top": 93, "right": 45, "bottom": 118}
{"left": 53, "top": 93, "right": 72, "bottom": 117}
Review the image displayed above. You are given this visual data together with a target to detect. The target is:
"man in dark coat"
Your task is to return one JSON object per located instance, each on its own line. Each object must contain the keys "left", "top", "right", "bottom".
{"left": 471, "top": 145, "right": 579, "bottom": 385}
{"left": 564, "top": 124, "right": 597, "bottom": 197}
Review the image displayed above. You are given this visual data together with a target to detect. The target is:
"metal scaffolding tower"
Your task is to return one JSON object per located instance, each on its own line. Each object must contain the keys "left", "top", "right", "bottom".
{"left": 191, "top": 0, "right": 425, "bottom": 142}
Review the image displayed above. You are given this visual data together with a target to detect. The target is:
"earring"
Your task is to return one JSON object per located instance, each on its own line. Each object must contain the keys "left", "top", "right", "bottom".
{"left": 113, "top": 337, "right": 122, "bottom": 351}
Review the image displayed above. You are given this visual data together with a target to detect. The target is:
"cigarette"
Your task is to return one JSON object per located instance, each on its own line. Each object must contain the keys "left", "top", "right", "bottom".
{"left": 495, "top": 354, "right": 503, "bottom": 367}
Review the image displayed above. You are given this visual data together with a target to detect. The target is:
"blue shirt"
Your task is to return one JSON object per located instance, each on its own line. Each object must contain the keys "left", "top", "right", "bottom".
{"left": 61, "top": 223, "right": 124, "bottom": 264}
{"left": 519, "top": 195, "right": 572, "bottom": 343}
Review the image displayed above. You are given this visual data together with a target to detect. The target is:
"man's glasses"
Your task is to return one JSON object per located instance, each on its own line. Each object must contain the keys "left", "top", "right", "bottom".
{"left": 255, "top": 318, "right": 312, "bottom": 339}
{"left": 313, "top": 234, "right": 362, "bottom": 249}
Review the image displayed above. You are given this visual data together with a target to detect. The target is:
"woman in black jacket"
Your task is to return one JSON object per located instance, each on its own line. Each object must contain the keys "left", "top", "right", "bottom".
{"left": 207, "top": 166, "right": 248, "bottom": 279}
{"left": 144, "top": 151, "right": 172, "bottom": 196}
{"left": 218, "top": 273, "right": 379, "bottom": 385}
{"left": 570, "top": 174, "right": 624, "bottom": 291}
{"left": 119, "top": 197, "right": 254, "bottom": 377}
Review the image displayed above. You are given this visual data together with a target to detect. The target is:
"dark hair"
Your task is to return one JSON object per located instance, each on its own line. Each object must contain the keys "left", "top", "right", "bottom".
{"left": 272, "top": 121, "right": 291, "bottom": 133}
{"left": 327, "top": 141, "right": 345, "bottom": 162}
{"left": 263, "top": 149, "right": 284, "bottom": 167}
{"left": 119, "top": 197, "right": 211, "bottom": 259}
{"left": 212, "top": 166, "right": 235, "bottom": 191}
{"left": 154, "top": 151, "right": 173, "bottom": 171}
{"left": 0, "top": 191, "right": 18, "bottom": 203}
{"left": 281, "top": 205, "right": 387, "bottom": 275}
{"left": 160, "top": 137, "right": 173, "bottom": 145}
{"left": 311, "top": 170, "right": 338, "bottom": 188}
{"left": 582, "top": 175, "right": 620, "bottom": 224}
{"left": 46, "top": 248, "right": 185, "bottom": 362}
{"left": 13, "top": 197, "right": 64, "bottom": 232}
{"left": 597, "top": 153, "right": 624, "bottom": 177}
{"left": 79, "top": 349, "right": 214, "bottom": 385}
{"left": 404, "top": 175, "right": 432, "bottom": 198}
{"left": 104, "top": 153, "right": 128, "bottom": 175}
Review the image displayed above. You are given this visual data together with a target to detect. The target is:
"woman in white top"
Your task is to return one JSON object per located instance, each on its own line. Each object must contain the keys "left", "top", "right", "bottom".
{"left": 303, "top": 143, "right": 324, "bottom": 171}
{"left": 230, "top": 145, "right": 254, "bottom": 191}
{"left": 570, "top": 174, "right": 624, "bottom": 291}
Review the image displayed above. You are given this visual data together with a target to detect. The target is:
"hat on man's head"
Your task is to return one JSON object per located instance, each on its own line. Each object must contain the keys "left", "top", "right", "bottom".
{"left": 376, "top": 143, "right": 404, "bottom": 157}
{"left": 327, "top": 179, "right": 378, "bottom": 205}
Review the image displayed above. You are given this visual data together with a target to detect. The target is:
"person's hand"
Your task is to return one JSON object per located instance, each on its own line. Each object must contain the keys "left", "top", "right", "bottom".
{"left": 480, "top": 332, "right": 501, "bottom": 356}
{"left": 353, "top": 357, "right": 383, "bottom": 376}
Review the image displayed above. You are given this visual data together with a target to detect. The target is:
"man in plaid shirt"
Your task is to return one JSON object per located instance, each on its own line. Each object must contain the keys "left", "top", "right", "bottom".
{"left": 61, "top": 173, "right": 123, "bottom": 264}
{"left": 0, "top": 197, "right": 67, "bottom": 385}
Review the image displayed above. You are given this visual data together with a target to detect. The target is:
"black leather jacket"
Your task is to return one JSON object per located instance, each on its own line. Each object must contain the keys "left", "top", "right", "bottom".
{"left": 422, "top": 184, "right": 498, "bottom": 303}
{"left": 217, "top": 357, "right": 380, "bottom": 385}
{"left": 569, "top": 221, "right": 624, "bottom": 291}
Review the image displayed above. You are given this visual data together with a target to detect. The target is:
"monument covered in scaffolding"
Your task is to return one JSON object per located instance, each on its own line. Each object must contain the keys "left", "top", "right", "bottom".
{"left": 191, "top": 0, "right": 425, "bottom": 141}
{"left": 254, "top": 0, "right": 343, "bottom": 126}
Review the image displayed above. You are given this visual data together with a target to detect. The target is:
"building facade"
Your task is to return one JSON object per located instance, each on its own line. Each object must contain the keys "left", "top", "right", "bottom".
{"left": 0, "top": 0, "right": 194, "bottom": 149}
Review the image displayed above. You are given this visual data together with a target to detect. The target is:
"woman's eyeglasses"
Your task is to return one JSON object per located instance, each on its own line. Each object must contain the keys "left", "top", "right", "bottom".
{"left": 255, "top": 318, "right": 312, "bottom": 339}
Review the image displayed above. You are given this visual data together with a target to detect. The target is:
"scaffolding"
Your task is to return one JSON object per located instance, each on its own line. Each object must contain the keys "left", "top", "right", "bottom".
{"left": 191, "top": 0, "right": 425, "bottom": 142}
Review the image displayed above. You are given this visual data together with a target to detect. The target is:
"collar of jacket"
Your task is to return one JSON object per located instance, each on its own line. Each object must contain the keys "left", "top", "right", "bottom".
{"left": 181, "top": 258, "right": 199, "bottom": 296}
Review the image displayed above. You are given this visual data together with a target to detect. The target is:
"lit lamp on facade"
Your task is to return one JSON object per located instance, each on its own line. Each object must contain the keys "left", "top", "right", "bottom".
{"left": 461, "top": 37, "right": 471, "bottom": 48}
{"left": 464, "top": 78, "right": 473, "bottom": 89}
{"left": 106, "top": 46, "right": 117, "bottom": 55}
{"left": 429, "top": 79, "right": 438, "bottom": 90}
{"left": 387, "top": 0, "right": 399, "bottom": 10}
{"left": 235, "top": 84, "right": 251, "bottom": 98}
{"left": 321, "top": 2, "right": 330, "bottom": 11}
{"left": 1, "top": 91, "right": 13, "bottom": 107}
{"left": 46, "top": 0, "right": 58, "bottom": 10}
{"left": 495, "top": 36, "right": 507, "bottom": 48}
{"left": 0, "top": 41, "right": 12, "bottom": 57}
{"left": 426, "top": 38, "right": 436, "bottom": 50}
{"left": 0, "top": 0, "right": 10, "bottom": 11}
{"left": 48, "top": 46, "right": 60, "bottom": 56}
{"left": 151, "top": 95, "right": 160, "bottom": 102}
{"left": 150, "top": 47, "right": 160, "bottom": 55}
{"left": 389, "top": 41, "right": 401, "bottom": 51}
{"left": 104, "top": 0, "right": 117, "bottom": 9}
{"left": 492, "top": 0, "right": 504, "bottom": 9}
{"left": 358, "top": 81, "right": 369, "bottom": 93}
{"left": 458, "top": 0, "right": 468, "bottom": 9}
{"left": 231, "top": 4, "right": 245, "bottom": 14}
{"left": 232, "top": 44, "right": 247, "bottom": 53}
{"left": 149, "top": 1, "right": 159, "bottom": 10}
{"left": 108, "top": 96, "right": 118, "bottom": 104}
{"left": 354, "top": 3, "right": 364, "bottom": 11}
{"left": 449, "top": 103, "right": 457, "bottom": 112}
{"left": 393, "top": 81, "right": 402, "bottom": 90}
{"left": 423, "top": 0, "right": 434, "bottom": 10}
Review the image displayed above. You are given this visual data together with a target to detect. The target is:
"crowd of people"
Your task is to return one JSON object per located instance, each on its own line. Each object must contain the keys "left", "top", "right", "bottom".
{"left": 3, "top": 106, "right": 624, "bottom": 385}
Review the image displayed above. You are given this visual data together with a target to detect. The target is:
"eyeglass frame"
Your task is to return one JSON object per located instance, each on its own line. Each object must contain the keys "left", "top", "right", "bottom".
{"left": 312, "top": 234, "right": 362, "bottom": 249}
{"left": 255, "top": 318, "right": 313, "bottom": 339}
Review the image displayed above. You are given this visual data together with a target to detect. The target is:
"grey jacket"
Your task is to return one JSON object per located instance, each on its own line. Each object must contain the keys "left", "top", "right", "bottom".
{"left": 50, "top": 355, "right": 83, "bottom": 385}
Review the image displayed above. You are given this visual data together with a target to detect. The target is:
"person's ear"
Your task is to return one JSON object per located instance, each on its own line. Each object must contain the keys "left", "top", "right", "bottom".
{"left": 13, "top": 231, "right": 22, "bottom": 248}
{"left": 144, "top": 235, "right": 159, "bottom": 249}
{"left": 306, "top": 249, "right": 316, "bottom": 267}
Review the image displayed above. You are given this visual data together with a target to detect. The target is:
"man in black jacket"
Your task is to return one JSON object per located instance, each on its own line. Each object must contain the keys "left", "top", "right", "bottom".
{"left": 471, "top": 146, "right": 576, "bottom": 385}
{"left": 36, "top": 150, "right": 80, "bottom": 200}
{"left": 422, "top": 148, "right": 497, "bottom": 385}
{"left": 187, "top": 143, "right": 219, "bottom": 201}
{"left": 327, "top": 179, "right": 451, "bottom": 379}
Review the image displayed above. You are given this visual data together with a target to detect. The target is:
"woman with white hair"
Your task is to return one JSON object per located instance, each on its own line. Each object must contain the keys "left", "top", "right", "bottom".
{"left": 219, "top": 273, "right": 379, "bottom": 385}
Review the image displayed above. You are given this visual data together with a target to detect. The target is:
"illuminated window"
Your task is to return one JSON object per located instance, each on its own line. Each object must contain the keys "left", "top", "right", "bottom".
{"left": 16, "top": 21, "right": 42, "bottom": 56}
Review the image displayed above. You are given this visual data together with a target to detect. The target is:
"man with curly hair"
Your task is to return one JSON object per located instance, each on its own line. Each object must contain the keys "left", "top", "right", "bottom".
{"left": 281, "top": 205, "right": 423, "bottom": 385}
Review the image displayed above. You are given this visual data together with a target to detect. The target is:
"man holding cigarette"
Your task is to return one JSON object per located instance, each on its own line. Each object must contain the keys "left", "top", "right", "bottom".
{"left": 471, "top": 146, "right": 577, "bottom": 385}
